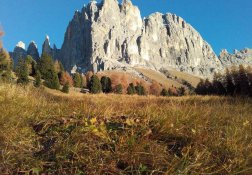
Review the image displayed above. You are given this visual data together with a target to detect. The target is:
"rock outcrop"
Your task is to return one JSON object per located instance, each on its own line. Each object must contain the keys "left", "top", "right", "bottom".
{"left": 11, "top": 41, "right": 40, "bottom": 65}
{"left": 27, "top": 41, "right": 39, "bottom": 61}
{"left": 219, "top": 48, "right": 252, "bottom": 67}
{"left": 59, "top": 0, "right": 222, "bottom": 77}
{"left": 12, "top": 41, "right": 27, "bottom": 65}
{"left": 42, "top": 35, "right": 61, "bottom": 60}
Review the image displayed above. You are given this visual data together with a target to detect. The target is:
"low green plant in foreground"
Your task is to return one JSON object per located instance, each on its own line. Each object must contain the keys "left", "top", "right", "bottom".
{"left": 0, "top": 83, "right": 252, "bottom": 174}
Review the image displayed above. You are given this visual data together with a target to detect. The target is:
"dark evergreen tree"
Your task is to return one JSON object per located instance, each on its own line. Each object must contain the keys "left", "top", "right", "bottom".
{"left": 114, "top": 84, "right": 123, "bottom": 94}
{"left": 231, "top": 66, "right": 240, "bottom": 95}
{"left": 25, "top": 55, "right": 36, "bottom": 76}
{"left": 34, "top": 71, "right": 41, "bottom": 87}
{"left": 246, "top": 66, "right": 252, "bottom": 97}
{"left": 204, "top": 79, "right": 214, "bottom": 95}
{"left": 160, "top": 88, "right": 168, "bottom": 96}
{"left": 238, "top": 65, "right": 250, "bottom": 96}
{"left": 195, "top": 79, "right": 207, "bottom": 95}
{"left": 16, "top": 57, "right": 29, "bottom": 84}
{"left": 225, "top": 68, "right": 235, "bottom": 96}
{"left": 73, "top": 73, "right": 82, "bottom": 88}
{"left": 62, "top": 82, "right": 70, "bottom": 93}
{"left": 212, "top": 72, "right": 226, "bottom": 95}
{"left": 127, "top": 83, "right": 136, "bottom": 95}
{"left": 178, "top": 87, "right": 186, "bottom": 96}
{"left": 101, "top": 76, "right": 112, "bottom": 93}
{"left": 37, "top": 54, "right": 60, "bottom": 89}
{"left": 37, "top": 54, "right": 52, "bottom": 79}
{"left": 135, "top": 84, "right": 146, "bottom": 96}
{"left": 45, "top": 70, "right": 60, "bottom": 89}
{"left": 89, "top": 75, "right": 102, "bottom": 94}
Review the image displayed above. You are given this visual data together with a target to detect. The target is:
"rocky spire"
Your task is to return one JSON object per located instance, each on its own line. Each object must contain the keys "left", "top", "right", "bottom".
{"left": 27, "top": 41, "right": 39, "bottom": 60}
{"left": 16, "top": 41, "right": 25, "bottom": 50}
{"left": 12, "top": 41, "right": 27, "bottom": 65}
{"left": 42, "top": 35, "right": 52, "bottom": 55}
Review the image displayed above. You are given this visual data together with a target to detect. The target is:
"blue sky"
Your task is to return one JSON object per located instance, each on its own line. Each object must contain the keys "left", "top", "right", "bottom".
{"left": 0, "top": 0, "right": 251, "bottom": 55}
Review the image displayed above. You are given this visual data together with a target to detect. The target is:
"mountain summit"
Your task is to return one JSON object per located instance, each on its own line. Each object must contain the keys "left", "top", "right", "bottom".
{"left": 58, "top": 0, "right": 222, "bottom": 77}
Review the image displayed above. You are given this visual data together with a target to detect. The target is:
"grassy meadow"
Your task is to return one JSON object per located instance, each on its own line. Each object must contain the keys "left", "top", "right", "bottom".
{"left": 0, "top": 83, "right": 252, "bottom": 174}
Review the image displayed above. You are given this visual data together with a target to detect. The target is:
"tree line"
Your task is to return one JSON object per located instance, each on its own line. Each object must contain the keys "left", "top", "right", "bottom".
{"left": 0, "top": 48, "right": 187, "bottom": 96}
{"left": 195, "top": 65, "right": 252, "bottom": 97}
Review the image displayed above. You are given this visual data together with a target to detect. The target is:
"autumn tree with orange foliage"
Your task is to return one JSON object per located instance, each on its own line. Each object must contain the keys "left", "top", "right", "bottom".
{"left": 149, "top": 80, "right": 162, "bottom": 96}
{"left": 60, "top": 71, "right": 73, "bottom": 87}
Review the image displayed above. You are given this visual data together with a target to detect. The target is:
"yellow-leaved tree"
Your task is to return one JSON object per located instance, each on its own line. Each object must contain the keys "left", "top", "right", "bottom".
{"left": 0, "top": 27, "right": 12, "bottom": 81}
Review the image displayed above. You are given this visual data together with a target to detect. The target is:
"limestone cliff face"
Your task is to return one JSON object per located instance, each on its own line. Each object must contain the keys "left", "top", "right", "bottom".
{"left": 60, "top": 0, "right": 222, "bottom": 77}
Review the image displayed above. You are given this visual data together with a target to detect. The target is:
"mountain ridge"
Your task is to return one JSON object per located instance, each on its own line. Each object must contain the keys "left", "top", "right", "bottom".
{"left": 9, "top": 0, "right": 252, "bottom": 78}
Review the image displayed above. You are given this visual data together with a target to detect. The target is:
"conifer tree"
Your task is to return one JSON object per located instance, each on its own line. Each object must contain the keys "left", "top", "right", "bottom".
{"left": 204, "top": 79, "right": 214, "bottom": 95}
{"left": 161, "top": 88, "right": 168, "bottom": 96}
{"left": 62, "top": 82, "right": 70, "bottom": 93}
{"left": 45, "top": 70, "right": 60, "bottom": 89}
{"left": 231, "top": 66, "right": 239, "bottom": 95}
{"left": 89, "top": 75, "right": 102, "bottom": 94}
{"left": 16, "top": 57, "right": 29, "bottom": 84}
{"left": 114, "top": 84, "right": 123, "bottom": 94}
{"left": 37, "top": 54, "right": 60, "bottom": 89}
{"left": 25, "top": 55, "right": 36, "bottom": 76}
{"left": 195, "top": 79, "right": 207, "bottom": 95}
{"left": 246, "top": 66, "right": 252, "bottom": 97}
{"left": 34, "top": 71, "right": 41, "bottom": 87}
{"left": 127, "top": 83, "right": 136, "bottom": 95}
{"left": 73, "top": 72, "right": 82, "bottom": 88}
{"left": 178, "top": 87, "right": 186, "bottom": 96}
{"left": 238, "top": 65, "right": 250, "bottom": 95}
{"left": 225, "top": 68, "right": 235, "bottom": 96}
{"left": 212, "top": 72, "right": 226, "bottom": 95}
{"left": 37, "top": 54, "right": 54, "bottom": 79}
{"left": 101, "top": 76, "right": 112, "bottom": 93}
{"left": 135, "top": 84, "right": 146, "bottom": 96}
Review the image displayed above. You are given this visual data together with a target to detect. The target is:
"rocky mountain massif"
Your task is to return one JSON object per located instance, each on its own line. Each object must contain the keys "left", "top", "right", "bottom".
{"left": 59, "top": 0, "right": 222, "bottom": 77}
{"left": 10, "top": 0, "right": 252, "bottom": 77}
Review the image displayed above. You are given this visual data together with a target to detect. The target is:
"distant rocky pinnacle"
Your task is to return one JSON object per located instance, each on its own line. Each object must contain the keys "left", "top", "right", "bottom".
{"left": 219, "top": 48, "right": 252, "bottom": 67}
{"left": 9, "top": 0, "right": 252, "bottom": 77}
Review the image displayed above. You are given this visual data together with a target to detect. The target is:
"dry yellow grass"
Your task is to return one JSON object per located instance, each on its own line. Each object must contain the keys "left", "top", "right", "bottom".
{"left": 0, "top": 83, "right": 252, "bottom": 174}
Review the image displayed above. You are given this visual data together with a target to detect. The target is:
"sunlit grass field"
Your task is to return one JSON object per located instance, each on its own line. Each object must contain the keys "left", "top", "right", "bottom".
{"left": 0, "top": 83, "right": 252, "bottom": 174}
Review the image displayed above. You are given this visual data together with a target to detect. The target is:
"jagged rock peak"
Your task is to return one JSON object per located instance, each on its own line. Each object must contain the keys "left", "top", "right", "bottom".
{"left": 12, "top": 41, "right": 27, "bottom": 65}
{"left": 42, "top": 35, "right": 52, "bottom": 55}
{"left": 219, "top": 48, "right": 252, "bottom": 67}
{"left": 27, "top": 41, "right": 39, "bottom": 60}
{"left": 16, "top": 41, "right": 25, "bottom": 49}
{"left": 46, "top": 35, "right": 50, "bottom": 41}
{"left": 30, "top": 41, "right": 38, "bottom": 48}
